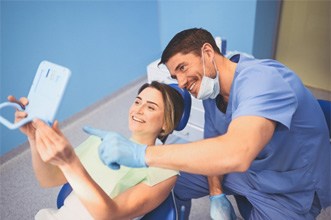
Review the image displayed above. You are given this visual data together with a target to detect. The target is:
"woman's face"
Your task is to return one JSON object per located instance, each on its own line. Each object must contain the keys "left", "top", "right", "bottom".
{"left": 128, "top": 87, "right": 165, "bottom": 139}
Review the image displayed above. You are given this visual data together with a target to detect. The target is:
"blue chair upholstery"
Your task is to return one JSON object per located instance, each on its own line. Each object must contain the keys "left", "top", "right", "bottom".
{"left": 56, "top": 182, "right": 72, "bottom": 209}
{"left": 318, "top": 99, "right": 331, "bottom": 138}
{"left": 57, "top": 83, "right": 191, "bottom": 219}
{"left": 168, "top": 83, "right": 191, "bottom": 131}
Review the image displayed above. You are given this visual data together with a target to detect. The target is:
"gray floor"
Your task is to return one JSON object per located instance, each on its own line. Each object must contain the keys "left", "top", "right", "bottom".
{"left": 1, "top": 76, "right": 330, "bottom": 219}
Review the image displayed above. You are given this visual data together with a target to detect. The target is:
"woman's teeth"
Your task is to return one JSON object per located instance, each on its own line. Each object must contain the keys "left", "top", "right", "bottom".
{"left": 132, "top": 116, "right": 144, "bottom": 123}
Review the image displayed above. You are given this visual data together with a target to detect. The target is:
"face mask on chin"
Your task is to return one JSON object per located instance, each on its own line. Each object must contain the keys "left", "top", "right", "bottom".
{"left": 197, "top": 49, "right": 220, "bottom": 100}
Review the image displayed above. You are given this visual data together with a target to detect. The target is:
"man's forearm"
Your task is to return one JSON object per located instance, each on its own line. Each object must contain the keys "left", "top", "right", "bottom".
{"left": 145, "top": 136, "right": 241, "bottom": 175}
{"left": 145, "top": 116, "right": 275, "bottom": 175}
{"left": 208, "top": 176, "right": 223, "bottom": 196}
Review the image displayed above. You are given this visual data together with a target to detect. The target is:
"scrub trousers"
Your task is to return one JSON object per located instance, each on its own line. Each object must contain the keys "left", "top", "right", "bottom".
{"left": 174, "top": 172, "right": 321, "bottom": 220}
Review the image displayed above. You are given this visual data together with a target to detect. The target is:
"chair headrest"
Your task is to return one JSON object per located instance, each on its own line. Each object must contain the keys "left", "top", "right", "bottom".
{"left": 168, "top": 83, "right": 191, "bottom": 131}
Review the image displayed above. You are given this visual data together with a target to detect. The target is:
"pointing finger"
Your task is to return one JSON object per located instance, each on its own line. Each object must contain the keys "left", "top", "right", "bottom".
{"left": 83, "top": 126, "right": 108, "bottom": 139}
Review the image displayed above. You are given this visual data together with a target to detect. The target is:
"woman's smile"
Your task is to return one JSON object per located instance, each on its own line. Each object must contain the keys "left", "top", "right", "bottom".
{"left": 132, "top": 115, "right": 145, "bottom": 123}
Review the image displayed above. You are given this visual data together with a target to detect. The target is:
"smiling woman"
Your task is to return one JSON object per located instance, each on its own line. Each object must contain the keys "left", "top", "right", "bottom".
{"left": 11, "top": 81, "right": 184, "bottom": 220}
{"left": 130, "top": 81, "right": 184, "bottom": 144}
{"left": 129, "top": 86, "right": 166, "bottom": 144}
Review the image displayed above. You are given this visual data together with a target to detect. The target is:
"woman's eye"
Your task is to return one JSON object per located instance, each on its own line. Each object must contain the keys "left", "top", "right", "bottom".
{"left": 148, "top": 106, "right": 155, "bottom": 111}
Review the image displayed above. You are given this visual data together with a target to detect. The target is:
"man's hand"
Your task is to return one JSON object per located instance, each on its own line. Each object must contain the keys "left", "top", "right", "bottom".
{"left": 210, "top": 194, "right": 236, "bottom": 220}
{"left": 83, "top": 126, "right": 147, "bottom": 169}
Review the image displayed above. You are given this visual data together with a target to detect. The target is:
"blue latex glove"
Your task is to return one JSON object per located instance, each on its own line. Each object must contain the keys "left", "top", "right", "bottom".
{"left": 210, "top": 194, "right": 236, "bottom": 220}
{"left": 83, "top": 126, "right": 147, "bottom": 170}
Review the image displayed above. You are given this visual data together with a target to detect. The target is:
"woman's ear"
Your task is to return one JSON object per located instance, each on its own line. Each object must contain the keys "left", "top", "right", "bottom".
{"left": 161, "top": 124, "right": 167, "bottom": 134}
{"left": 161, "top": 121, "right": 169, "bottom": 135}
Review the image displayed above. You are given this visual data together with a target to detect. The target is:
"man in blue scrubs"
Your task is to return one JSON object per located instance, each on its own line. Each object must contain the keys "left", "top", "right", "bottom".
{"left": 86, "top": 28, "right": 331, "bottom": 219}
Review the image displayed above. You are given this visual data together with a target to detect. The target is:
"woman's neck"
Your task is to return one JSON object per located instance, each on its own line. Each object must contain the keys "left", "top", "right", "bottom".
{"left": 130, "top": 133, "right": 156, "bottom": 146}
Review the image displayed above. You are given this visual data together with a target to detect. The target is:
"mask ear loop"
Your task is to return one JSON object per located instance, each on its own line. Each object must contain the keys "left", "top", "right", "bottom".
{"left": 201, "top": 48, "right": 206, "bottom": 77}
{"left": 202, "top": 44, "right": 218, "bottom": 78}
{"left": 212, "top": 59, "right": 219, "bottom": 76}
{"left": 212, "top": 58, "right": 222, "bottom": 99}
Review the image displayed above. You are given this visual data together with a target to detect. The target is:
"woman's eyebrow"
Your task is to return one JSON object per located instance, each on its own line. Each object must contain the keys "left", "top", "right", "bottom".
{"left": 136, "top": 96, "right": 159, "bottom": 107}
{"left": 146, "top": 100, "right": 159, "bottom": 107}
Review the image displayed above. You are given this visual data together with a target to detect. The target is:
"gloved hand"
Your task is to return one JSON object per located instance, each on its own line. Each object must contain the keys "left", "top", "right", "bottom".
{"left": 210, "top": 194, "right": 236, "bottom": 220}
{"left": 83, "top": 126, "right": 147, "bottom": 170}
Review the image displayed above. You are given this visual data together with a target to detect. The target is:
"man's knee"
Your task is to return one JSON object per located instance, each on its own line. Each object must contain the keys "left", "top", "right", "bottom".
{"left": 174, "top": 171, "right": 209, "bottom": 200}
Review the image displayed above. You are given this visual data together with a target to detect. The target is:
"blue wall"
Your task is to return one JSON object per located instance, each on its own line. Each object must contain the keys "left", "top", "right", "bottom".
{"left": 253, "top": 0, "right": 281, "bottom": 58}
{"left": 1, "top": 0, "right": 161, "bottom": 155}
{"left": 158, "top": 0, "right": 257, "bottom": 54}
{"left": 1, "top": 0, "right": 278, "bottom": 156}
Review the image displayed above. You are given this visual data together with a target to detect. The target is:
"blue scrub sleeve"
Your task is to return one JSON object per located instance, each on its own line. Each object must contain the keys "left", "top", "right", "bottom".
{"left": 231, "top": 66, "right": 297, "bottom": 129}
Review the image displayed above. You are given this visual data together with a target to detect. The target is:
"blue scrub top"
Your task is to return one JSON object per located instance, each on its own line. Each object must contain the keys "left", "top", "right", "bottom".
{"left": 203, "top": 55, "right": 331, "bottom": 216}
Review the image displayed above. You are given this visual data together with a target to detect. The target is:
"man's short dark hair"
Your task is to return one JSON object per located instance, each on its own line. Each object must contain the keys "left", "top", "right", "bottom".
{"left": 159, "top": 28, "right": 221, "bottom": 65}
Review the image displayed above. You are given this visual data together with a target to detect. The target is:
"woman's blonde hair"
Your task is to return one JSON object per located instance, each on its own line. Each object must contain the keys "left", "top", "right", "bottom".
{"left": 138, "top": 81, "right": 184, "bottom": 141}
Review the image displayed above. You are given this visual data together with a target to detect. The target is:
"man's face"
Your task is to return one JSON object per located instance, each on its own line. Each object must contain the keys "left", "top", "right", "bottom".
{"left": 166, "top": 53, "right": 204, "bottom": 98}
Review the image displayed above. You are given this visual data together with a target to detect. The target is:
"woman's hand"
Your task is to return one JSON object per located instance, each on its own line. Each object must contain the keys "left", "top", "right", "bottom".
{"left": 33, "top": 119, "right": 76, "bottom": 167}
{"left": 8, "top": 95, "right": 36, "bottom": 139}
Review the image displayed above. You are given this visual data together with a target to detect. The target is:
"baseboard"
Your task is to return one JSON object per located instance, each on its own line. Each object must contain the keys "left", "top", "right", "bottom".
{"left": 306, "top": 85, "right": 331, "bottom": 101}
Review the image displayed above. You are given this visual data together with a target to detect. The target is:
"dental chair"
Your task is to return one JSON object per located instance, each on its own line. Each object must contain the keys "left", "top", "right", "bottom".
{"left": 56, "top": 83, "right": 191, "bottom": 220}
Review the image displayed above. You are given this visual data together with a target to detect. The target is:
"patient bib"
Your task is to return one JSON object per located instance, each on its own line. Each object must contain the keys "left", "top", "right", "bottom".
{"left": 75, "top": 135, "right": 179, "bottom": 197}
{"left": 35, "top": 136, "right": 178, "bottom": 220}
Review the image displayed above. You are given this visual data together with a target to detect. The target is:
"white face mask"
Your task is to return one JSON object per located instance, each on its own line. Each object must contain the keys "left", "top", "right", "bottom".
{"left": 197, "top": 50, "right": 220, "bottom": 100}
